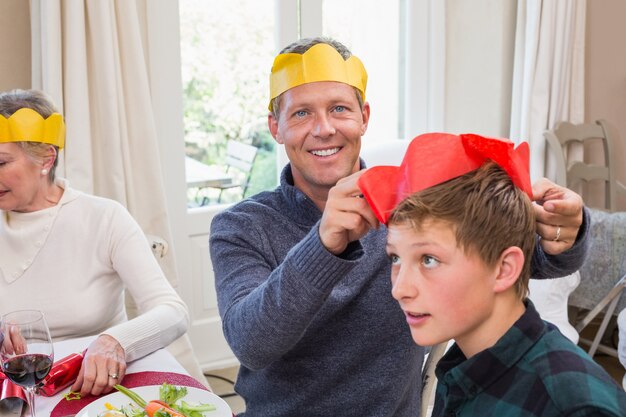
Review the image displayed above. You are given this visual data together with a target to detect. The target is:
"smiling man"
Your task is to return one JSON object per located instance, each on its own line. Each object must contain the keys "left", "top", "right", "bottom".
{"left": 269, "top": 80, "right": 367, "bottom": 209}
{"left": 208, "top": 37, "right": 589, "bottom": 417}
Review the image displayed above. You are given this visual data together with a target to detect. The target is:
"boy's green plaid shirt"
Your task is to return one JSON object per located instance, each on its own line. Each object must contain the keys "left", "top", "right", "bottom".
{"left": 433, "top": 300, "right": 626, "bottom": 416}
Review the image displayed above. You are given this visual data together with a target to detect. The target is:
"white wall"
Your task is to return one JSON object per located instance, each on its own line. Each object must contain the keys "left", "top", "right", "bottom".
{"left": 586, "top": 0, "right": 626, "bottom": 211}
{"left": 0, "top": 0, "right": 31, "bottom": 91}
{"left": 444, "top": 0, "right": 517, "bottom": 138}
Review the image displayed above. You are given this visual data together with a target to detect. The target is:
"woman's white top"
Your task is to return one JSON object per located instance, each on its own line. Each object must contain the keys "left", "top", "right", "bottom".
{"left": 0, "top": 178, "right": 188, "bottom": 361}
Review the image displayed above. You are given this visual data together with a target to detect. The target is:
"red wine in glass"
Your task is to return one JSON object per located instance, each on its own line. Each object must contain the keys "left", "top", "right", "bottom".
{"left": 0, "top": 310, "right": 54, "bottom": 417}
{"left": 2, "top": 353, "right": 53, "bottom": 386}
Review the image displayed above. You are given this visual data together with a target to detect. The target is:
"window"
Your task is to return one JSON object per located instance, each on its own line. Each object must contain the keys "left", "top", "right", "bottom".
{"left": 179, "top": 0, "right": 276, "bottom": 206}
{"left": 322, "top": 0, "right": 402, "bottom": 143}
{"left": 179, "top": 0, "right": 434, "bottom": 207}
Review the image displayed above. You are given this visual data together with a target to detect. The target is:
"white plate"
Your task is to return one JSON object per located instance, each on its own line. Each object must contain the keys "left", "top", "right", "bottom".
{"left": 75, "top": 385, "right": 232, "bottom": 417}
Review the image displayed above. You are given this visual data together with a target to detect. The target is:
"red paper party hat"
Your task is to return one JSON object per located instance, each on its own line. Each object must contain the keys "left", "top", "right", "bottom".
{"left": 357, "top": 133, "right": 532, "bottom": 224}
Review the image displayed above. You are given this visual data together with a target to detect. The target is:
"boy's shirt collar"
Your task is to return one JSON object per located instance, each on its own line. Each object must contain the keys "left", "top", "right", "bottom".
{"left": 434, "top": 300, "right": 545, "bottom": 400}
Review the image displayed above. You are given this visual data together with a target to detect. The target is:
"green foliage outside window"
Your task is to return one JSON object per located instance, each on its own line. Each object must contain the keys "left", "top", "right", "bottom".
{"left": 180, "top": 0, "right": 276, "bottom": 204}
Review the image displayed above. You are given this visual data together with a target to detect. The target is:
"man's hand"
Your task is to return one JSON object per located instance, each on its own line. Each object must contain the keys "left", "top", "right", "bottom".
{"left": 319, "top": 170, "right": 380, "bottom": 255}
{"left": 71, "top": 334, "right": 126, "bottom": 396}
{"left": 532, "top": 178, "right": 584, "bottom": 255}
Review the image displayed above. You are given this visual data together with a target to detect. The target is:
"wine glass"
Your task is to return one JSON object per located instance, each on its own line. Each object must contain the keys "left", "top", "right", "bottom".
{"left": 0, "top": 310, "right": 54, "bottom": 417}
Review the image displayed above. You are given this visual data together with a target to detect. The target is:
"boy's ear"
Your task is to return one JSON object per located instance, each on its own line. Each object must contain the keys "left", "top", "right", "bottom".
{"left": 493, "top": 246, "right": 524, "bottom": 293}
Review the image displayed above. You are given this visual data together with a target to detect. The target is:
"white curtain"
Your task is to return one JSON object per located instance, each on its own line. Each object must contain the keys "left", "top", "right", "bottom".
{"left": 29, "top": 0, "right": 207, "bottom": 385}
{"left": 511, "top": 0, "right": 587, "bottom": 344}
{"left": 30, "top": 0, "right": 176, "bottom": 281}
{"left": 509, "top": 0, "right": 586, "bottom": 182}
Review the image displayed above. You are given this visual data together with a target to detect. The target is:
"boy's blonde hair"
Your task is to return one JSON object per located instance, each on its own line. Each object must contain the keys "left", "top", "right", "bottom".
{"left": 388, "top": 162, "right": 536, "bottom": 299}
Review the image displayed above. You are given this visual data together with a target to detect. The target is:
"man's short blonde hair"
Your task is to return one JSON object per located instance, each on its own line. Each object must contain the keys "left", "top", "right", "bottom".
{"left": 270, "top": 37, "right": 364, "bottom": 119}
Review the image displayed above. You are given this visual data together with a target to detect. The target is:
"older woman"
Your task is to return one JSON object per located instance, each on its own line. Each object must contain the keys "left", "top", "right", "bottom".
{"left": 0, "top": 89, "right": 189, "bottom": 396}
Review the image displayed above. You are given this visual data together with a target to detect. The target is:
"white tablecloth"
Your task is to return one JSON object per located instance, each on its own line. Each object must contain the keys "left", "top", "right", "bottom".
{"left": 35, "top": 335, "right": 187, "bottom": 415}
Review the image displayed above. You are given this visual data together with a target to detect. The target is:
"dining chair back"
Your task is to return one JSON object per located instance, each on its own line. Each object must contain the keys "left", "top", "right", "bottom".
{"left": 544, "top": 122, "right": 626, "bottom": 360}
{"left": 217, "top": 140, "right": 259, "bottom": 202}
{"left": 544, "top": 119, "right": 625, "bottom": 212}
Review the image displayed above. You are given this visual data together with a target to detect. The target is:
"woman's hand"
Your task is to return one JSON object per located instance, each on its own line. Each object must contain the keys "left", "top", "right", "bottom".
{"left": 0, "top": 325, "right": 27, "bottom": 355}
{"left": 532, "top": 178, "right": 584, "bottom": 255}
{"left": 71, "top": 334, "right": 126, "bottom": 396}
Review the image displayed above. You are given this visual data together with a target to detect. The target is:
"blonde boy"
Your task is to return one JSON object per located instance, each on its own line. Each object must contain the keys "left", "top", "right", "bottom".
{"left": 359, "top": 133, "right": 626, "bottom": 416}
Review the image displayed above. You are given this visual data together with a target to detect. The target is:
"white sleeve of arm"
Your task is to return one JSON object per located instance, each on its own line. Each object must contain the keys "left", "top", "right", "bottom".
{"left": 100, "top": 204, "right": 189, "bottom": 362}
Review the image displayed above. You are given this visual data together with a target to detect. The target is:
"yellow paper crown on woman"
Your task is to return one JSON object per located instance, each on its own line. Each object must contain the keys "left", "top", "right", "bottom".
{"left": 0, "top": 108, "right": 65, "bottom": 149}
{"left": 268, "top": 43, "right": 368, "bottom": 111}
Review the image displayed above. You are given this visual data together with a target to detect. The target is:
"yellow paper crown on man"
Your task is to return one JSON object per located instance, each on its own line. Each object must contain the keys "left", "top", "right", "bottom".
{"left": 0, "top": 108, "right": 65, "bottom": 149}
{"left": 268, "top": 42, "right": 368, "bottom": 111}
